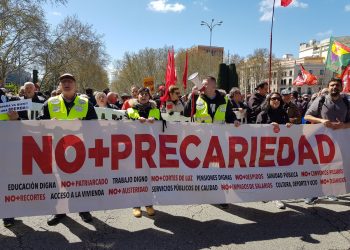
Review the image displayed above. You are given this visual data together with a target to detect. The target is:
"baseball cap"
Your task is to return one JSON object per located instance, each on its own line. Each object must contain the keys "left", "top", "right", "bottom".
{"left": 255, "top": 82, "right": 268, "bottom": 90}
{"left": 281, "top": 89, "right": 291, "bottom": 95}
{"left": 121, "top": 92, "right": 131, "bottom": 98}
{"left": 138, "top": 87, "right": 150, "bottom": 94}
{"left": 59, "top": 73, "right": 76, "bottom": 82}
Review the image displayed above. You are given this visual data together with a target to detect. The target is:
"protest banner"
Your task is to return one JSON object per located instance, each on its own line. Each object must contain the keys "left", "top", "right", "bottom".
{"left": 0, "top": 120, "right": 349, "bottom": 218}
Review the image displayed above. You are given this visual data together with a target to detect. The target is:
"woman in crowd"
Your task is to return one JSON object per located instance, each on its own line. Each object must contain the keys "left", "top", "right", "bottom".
{"left": 94, "top": 91, "right": 118, "bottom": 109}
{"left": 165, "top": 85, "right": 185, "bottom": 114}
{"left": 229, "top": 87, "right": 248, "bottom": 123}
{"left": 125, "top": 87, "right": 160, "bottom": 218}
{"left": 256, "top": 92, "right": 292, "bottom": 209}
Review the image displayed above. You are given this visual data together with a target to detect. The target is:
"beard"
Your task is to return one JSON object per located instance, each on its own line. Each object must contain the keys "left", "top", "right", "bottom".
{"left": 330, "top": 89, "right": 340, "bottom": 97}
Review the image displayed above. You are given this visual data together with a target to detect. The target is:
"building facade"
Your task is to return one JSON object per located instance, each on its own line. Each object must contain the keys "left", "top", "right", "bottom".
{"left": 192, "top": 45, "right": 224, "bottom": 62}
{"left": 239, "top": 37, "right": 350, "bottom": 95}
{"left": 270, "top": 56, "right": 332, "bottom": 94}
{"left": 299, "top": 36, "right": 350, "bottom": 62}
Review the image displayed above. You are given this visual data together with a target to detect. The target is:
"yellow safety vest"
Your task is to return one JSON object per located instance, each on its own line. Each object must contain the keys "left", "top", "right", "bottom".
{"left": 48, "top": 95, "right": 89, "bottom": 120}
{"left": 0, "top": 113, "right": 9, "bottom": 121}
{"left": 0, "top": 96, "right": 10, "bottom": 120}
{"left": 127, "top": 107, "right": 160, "bottom": 120}
{"left": 194, "top": 95, "right": 228, "bottom": 124}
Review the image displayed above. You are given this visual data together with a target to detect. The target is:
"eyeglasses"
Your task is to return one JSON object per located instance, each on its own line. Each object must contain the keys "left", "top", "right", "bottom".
{"left": 271, "top": 97, "right": 281, "bottom": 101}
{"left": 139, "top": 92, "right": 149, "bottom": 96}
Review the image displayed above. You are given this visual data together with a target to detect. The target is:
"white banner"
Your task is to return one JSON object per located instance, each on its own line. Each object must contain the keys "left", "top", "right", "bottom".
{"left": 0, "top": 120, "right": 349, "bottom": 218}
{"left": 0, "top": 99, "right": 32, "bottom": 114}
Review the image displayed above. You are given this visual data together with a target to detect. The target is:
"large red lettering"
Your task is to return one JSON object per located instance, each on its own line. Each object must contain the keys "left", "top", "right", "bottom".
{"left": 228, "top": 136, "right": 248, "bottom": 167}
{"left": 259, "top": 137, "right": 276, "bottom": 167}
{"left": 249, "top": 137, "right": 257, "bottom": 167}
{"left": 203, "top": 136, "right": 225, "bottom": 168}
{"left": 277, "top": 137, "right": 295, "bottom": 166}
{"left": 315, "top": 134, "right": 335, "bottom": 164}
{"left": 298, "top": 135, "right": 318, "bottom": 165}
{"left": 111, "top": 135, "right": 132, "bottom": 170}
{"left": 22, "top": 136, "right": 52, "bottom": 175}
{"left": 135, "top": 134, "right": 156, "bottom": 168}
{"left": 55, "top": 135, "right": 86, "bottom": 174}
{"left": 159, "top": 135, "right": 179, "bottom": 168}
{"left": 180, "top": 135, "right": 201, "bottom": 168}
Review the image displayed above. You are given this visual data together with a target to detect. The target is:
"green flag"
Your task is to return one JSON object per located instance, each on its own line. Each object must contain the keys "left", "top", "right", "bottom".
{"left": 326, "top": 37, "right": 350, "bottom": 73}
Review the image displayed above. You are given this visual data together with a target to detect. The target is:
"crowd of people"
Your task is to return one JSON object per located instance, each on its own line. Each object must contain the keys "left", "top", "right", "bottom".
{"left": 0, "top": 73, "right": 349, "bottom": 228}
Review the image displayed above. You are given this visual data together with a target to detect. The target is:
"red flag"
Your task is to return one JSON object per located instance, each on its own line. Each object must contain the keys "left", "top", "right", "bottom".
{"left": 300, "top": 64, "right": 318, "bottom": 85}
{"left": 341, "top": 65, "right": 350, "bottom": 92}
{"left": 182, "top": 50, "right": 188, "bottom": 90}
{"left": 281, "top": 0, "right": 292, "bottom": 7}
{"left": 160, "top": 48, "right": 176, "bottom": 103}
{"left": 292, "top": 64, "right": 318, "bottom": 86}
{"left": 293, "top": 73, "right": 305, "bottom": 86}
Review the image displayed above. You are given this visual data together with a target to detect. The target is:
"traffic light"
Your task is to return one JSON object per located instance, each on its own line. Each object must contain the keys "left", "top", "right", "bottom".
{"left": 33, "top": 70, "right": 38, "bottom": 83}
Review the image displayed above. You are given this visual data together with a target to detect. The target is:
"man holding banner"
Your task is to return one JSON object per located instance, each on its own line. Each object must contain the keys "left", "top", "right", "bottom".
{"left": 184, "top": 76, "right": 239, "bottom": 125}
{"left": 184, "top": 76, "right": 239, "bottom": 209}
{"left": 305, "top": 78, "right": 350, "bottom": 130}
{"left": 304, "top": 78, "right": 350, "bottom": 204}
{"left": 0, "top": 89, "right": 20, "bottom": 227}
{"left": 38, "top": 73, "right": 98, "bottom": 225}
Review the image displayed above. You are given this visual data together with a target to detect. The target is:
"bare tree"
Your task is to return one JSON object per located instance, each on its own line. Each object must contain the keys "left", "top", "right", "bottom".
{"left": 0, "top": 0, "right": 49, "bottom": 85}
{"left": 39, "top": 16, "right": 110, "bottom": 91}
{"left": 111, "top": 47, "right": 169, "bottom": 92}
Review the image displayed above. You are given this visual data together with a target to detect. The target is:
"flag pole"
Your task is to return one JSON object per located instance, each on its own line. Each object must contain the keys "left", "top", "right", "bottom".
{"left": 269, "top": 0, "right": 276, "bottom": 92}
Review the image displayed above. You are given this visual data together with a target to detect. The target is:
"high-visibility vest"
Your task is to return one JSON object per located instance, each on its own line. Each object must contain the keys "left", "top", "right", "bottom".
{"left": 194, "top": 95, "right": 228, "bottom": 124}
{"left": 0, "top": 95, "right": 9, "bottom": 120}
{"left": 48, "top": 94, "right": 89, "bottom": 120}
{"left": 127, "top": 107, "right": 160, "bottom": 120}
{"left": 0, "top": 113, "right": 9, "bottom": 121}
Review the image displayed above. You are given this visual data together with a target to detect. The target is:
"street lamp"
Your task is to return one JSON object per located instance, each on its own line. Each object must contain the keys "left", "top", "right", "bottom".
{"left": 200, "top": 19, "right": 223, "bottom": 48}
{"left": 201, "top": 19, "right": 223, "bottom": 72}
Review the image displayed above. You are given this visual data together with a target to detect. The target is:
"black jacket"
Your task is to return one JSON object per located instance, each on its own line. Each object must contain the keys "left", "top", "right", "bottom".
{"left": 256, "top": 108, "right": 289, "bottom": 124}
{"left": 17, "top": 93, "right": 46, "bottom": 120}
{"left": 230, "top": 100, "right": 248, "bottom": 110}
{"left": 247, "top": 92, "right": 266, "bottom": 123}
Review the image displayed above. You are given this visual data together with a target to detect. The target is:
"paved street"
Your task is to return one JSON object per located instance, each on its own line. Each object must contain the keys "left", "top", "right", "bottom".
{"left": 1, "top": 196, "right": 350, "bottom": 250}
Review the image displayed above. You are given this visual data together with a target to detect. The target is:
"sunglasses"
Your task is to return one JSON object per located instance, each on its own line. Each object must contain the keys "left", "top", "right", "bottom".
{"left": 271, "top": 97, "right": 281, "bottom": 101}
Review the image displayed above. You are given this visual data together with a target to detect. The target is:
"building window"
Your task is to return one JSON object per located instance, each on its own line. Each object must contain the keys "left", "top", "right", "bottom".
{"left": 289, "top": 70, "right": 292, "bottom": 76}
{"left": 273, "top": 72, "right": 277, "bottom": 77}
{"left": 307, "top": 87, "right": 312, "bottom": 94}
{"left": 320, "top": 69, "right": 324, "bottom": 75}
{"left": 289, "top": 79, "right": 292, "bottom": 85}
{"left": 309, "top": 70, "right": 313, "bottom": 74}
{"left": 297, "top": 87, "right": 301, "bottom": 93}
{"left": 281, "top": 79, "right": 284, "bottom": 85}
